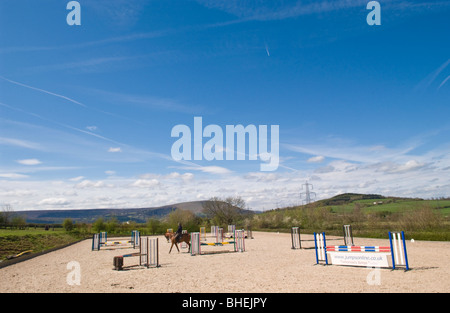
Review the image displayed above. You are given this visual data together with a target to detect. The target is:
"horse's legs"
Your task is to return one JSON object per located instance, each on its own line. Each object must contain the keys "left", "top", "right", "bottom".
{"left": 169, "top": 242, "right": 174, "bottom": 253}
{"left": 175, "top": 242, "right": 180, "bottom": 253}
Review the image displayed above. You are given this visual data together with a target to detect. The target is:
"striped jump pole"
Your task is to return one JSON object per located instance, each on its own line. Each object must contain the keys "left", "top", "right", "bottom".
{"left": 92, "top": 233, "right": 100, "bottom": 251}
{"left": 216, "top": 228, "right": 224, "bottom": 244}
{"left": 343, "top": 225, "right": 354, "bottom": 246}
{"left": 389, "top": 231, "right": 409, "bottom": 271}
{"left": 211, "top": 226, "right": 219, "bottom": 237}
{"left": 100, "top": 231, "right": 107, "bottom": 245}
{"left": 191, "top": 232, "right": 201, "bottom": 256}
{"left": 291, "top": 227, "right": 302, "bottom": 249}
{"left": 200, "top": 227, "right": 206, "bottom": 241}
{"left": 139, "top": 237, "right": 159, "bottom": 268}
{"left": 246, "top": 227, "right": 253, "bottom": 239}
{"left": 234, "top": 229, "right": 245, "bottom": 252}
{"left": 131, "top": 230, "right": 140, "bottom": 248}
{"left": 314, "top": 232, "right": 328, "bottom": 265}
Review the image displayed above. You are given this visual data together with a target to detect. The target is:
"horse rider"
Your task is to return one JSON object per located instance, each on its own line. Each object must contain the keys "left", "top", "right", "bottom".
{"left": 174, "top": 222, "right": 182, "bottom": 242}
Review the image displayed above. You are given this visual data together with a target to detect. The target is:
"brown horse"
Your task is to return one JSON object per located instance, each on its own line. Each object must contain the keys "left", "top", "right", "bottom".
{"left": 164, "top": 232, "right": 173, "bottom": 243}
{"left": 169, "top": 232, "right": 191, "bottom": 253}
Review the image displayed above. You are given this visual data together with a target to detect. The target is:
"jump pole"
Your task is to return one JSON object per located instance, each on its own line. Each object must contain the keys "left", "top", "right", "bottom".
{"left": 216, "top": 228, "right": 224, "bottom": 244}
{"left": 389, "top": 231, "right": 409, "bottom": 271}
{"left": 314, "top": 232, "right": 328, "bottom": 265}
{"left": 191, "top": 232, "right": 201, "bottom": 256}
{"left": 246, "top": 227, "right": 253, "bottom": 239}
{"left": 92, "top": 233, "right": 100, "bottom": 251}
{"left": 343, "top": 225, "right": 354, "bottom": 246}
{"left": 234, "top": 229, "right": 245, "bottom": 252}
{"left": 211, "top": 226, "right": 219, "bottom": 237}
{"left": 291, "top": 227, "right": 302, "bottom": 249}
{"left": 200, "top": 227, "right": 206, "bottom": 241}
{"left": 228, "top": 225, "right": 235, "bottom": 236}
{"left": 131, "top": 230, "right": 141, "bottom": 248}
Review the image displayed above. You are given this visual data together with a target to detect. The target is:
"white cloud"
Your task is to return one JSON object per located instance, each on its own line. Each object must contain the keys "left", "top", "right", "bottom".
{"left": 307, "top": 155, "right": 324, "bottom": 163}
{"left": 314, "top": 165, "right": 335, "bottom": 174}
{"left": 0, "top": 173, "right": 28, "bottom": 179}
{"left": 38, "top": 198, "right": 70, "bottom": 206}
{"left": 181, "top": 173, "right": 194, "bottom": 182}
{"left": 0, "top": 136, "right": 41, "bottom": 150}
{"left": 74, "top": 180, "right": 110, "bottom": 189}
{"left": 69, "top": 176, "right": 85, "bottom": 182}
{"left": 391, "top": 160, "right": 426, "bottom": 173}
{"left": 17, "top": 158, "right": 42, "bottom": 165}
{"left": 131, "top": 179, "right": 160, "bottom": 188}
{"left": 195, "top": 166, "right": 232, "bottom": 174}
{"left": 244, "top": 172, "right": 281, "bottom": 182}
{"left": 108, "top": 147, "right": 122, "bottom": 153}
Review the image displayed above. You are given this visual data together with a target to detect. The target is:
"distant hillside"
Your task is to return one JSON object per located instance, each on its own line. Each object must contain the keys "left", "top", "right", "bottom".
{"left": 314, "top": 193, "right": 387, "bottom": 206}
{"left": 16, "top": 200, "right": 259, "bottom": 224}
{"left": 16, "top": 193, "right": 426, "bottom": 225}
{"left": 16, "top": 201, "right": 209, "bottom": 224}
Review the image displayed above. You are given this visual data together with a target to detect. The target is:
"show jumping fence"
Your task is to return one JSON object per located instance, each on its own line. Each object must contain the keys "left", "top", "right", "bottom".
{"left": 92, "top": 230, "right": 140, "bottom": 251}
{"left": 113, "top": 237, "right": 159, "bottom": 270}
{"left": 191, "top": 229, "right": 245, "bottom": 256}
{"left": 314, "top": 231, "right": 409, "bottom": 270}
{"left": 291, "top": 225, "right": 354, "bottom": 249}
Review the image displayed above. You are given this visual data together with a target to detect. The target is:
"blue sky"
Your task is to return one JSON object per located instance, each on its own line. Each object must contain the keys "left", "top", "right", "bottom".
{"left": 1, "top": 0, "right": 449, "bottom": 211}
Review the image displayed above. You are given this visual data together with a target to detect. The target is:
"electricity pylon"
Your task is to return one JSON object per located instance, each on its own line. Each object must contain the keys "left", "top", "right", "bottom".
{"left": 300, "top": 181, "right": 316, "bottom": 205}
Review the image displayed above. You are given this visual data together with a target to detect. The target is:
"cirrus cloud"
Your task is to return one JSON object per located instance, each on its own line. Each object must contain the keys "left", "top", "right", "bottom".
{"left": 16, "top": 158, "right": 42, "bottom": 165}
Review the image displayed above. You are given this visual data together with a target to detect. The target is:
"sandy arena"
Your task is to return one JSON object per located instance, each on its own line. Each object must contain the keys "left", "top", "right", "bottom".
{"left": 0, "top": 231, "right": 449, "bottom": 293}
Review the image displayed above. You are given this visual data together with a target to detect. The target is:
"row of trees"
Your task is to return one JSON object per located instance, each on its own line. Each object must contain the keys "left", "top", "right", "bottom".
{"left": 59, "top": 196, "right": 253, "bottom": 235}
{"left": 0, "top": 204, "right": 26, "bottom": 229}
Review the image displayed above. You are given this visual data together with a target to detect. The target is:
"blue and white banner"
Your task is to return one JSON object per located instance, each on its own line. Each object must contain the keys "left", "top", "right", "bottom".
{"left": 328, "top": 252, "right": 390, "bottom": 268}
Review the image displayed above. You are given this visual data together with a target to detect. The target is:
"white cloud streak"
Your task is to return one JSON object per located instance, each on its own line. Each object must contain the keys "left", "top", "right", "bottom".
{"left": 0, "top": 76, "right": 86, "bottom": 108}
{"left": 16, "top": 159, "right": 42, "bottom": 165}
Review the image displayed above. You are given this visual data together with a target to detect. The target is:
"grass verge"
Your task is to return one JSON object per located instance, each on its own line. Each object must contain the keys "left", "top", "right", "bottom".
{"left": 0, "top": 232, "right": 86, "bottom": 263}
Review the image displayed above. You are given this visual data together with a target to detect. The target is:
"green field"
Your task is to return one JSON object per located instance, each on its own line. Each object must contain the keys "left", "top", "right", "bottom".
{"left": 330, "top": 199, "right": 450, "bottom": 215}
{"left": 0, "top": 227, "right": 64, "bottom": 237}
{"left": 0, "top": 229, "right": 84, "bottom": 262}
{"left": 252, "top": 195, "right": 450, "bottom": 241}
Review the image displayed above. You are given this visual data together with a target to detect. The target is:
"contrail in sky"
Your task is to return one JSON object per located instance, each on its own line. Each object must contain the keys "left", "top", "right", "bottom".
{"left": 0, "top": 75, "right": 145, "bottom": 125}
{"left": 438, "top": 75, "right": 450, "bottom": 90}
{"left": 415, "top": 58, "right": 450, "bottom": 91}
{"left": 0, "top": 75, "right": 87, "bottom": 108}
{"left": 264, "top": 42, "right": 270, "bottom": 56}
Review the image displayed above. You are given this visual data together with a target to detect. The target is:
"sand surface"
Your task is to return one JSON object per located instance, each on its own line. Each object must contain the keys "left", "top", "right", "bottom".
{"left": 0, "top": 231, "right": 449, "bottom": 293}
